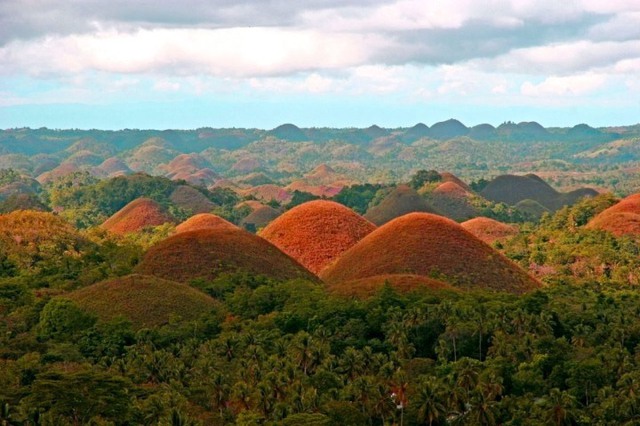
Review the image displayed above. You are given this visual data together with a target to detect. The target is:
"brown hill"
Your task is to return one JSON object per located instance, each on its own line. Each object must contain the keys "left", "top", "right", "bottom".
{"left": 320, "top": 213, "right": 539, "bottom": 294}
{"left": 135, "top": 228, "right": 317, "bottom": 283}
{"left": 514, "top": 199, "right": 550, "bottom": 220}
{"left": 175, "top": 213, "right": 238, "bottom": 233}
{"left": 285, "top": 181, "right": 344, "bottom": 197}
{"left": 0, "top": 194, "right": 49, "bottom": 213}
{"left": 65, "top": 138, "right": 116, "bottom": 157}
{"left": 586, "top": 194, "right": 640, "bottom": 237}
{"left": 171, "top": 168, "right": 219, "bottom": 186}
{"left": 94, "top": 157, "right": 131, "bottom": 178}
{"left": 63, "top": 150, "right": 104, "bottom": 167}
{"left": 101, "top": 198, "right": 174, "bottom": 235}
{"left": 231, "top": 158, "right": 262, "bottom": 173}
{"left": 170, "top": 185, "right": 217, "bottom": 214}
{"left": 236, "top": 200, "right": 267, "bottom": 211}
{"left": 426, "top": 181, "right": 478, "bottom": 221}
{"left": 66, "top": 274, "right": 219, "bottom": 328}
{"left": 439, "top": 172, "right": 472, "bottom": 191}
{"left": 240, "top": 184, "right": 292, "bottom": 203}
{"left": 461, "top": 217, "right": 519, "bottom": 244}
{"left": 159, "top": 154, "right": 219, "bottom": 186}
{"left": 481, "top": 174, "right": 596, "bottom": 211}
{"left": 161, "top": 153, "right": 212, "bottom": 176}
{"left": 126, "top": 139, "right": 178, "bottom": 174}
{"left": 236, "top": 173, "right": 275, "bottom": 187}
{"left": 481, "top": 174, "right": 557, "bottom": 207}
{"left": 259, "top": 200, "right": 376, "bottom": 274}
{"left": 364, "top": 185, "right": 437, "bottom": 226}
{"left": 36, "top": 163, "right": 80, "bottom": 184}
{"left": 327, "top": 274, "right": 457, "bottom": 298}
{"left": 240, "top": 205, "right": 282, "bottom": 231}
{"left": 367, "top": 136, "right": 403, "bottom": 156}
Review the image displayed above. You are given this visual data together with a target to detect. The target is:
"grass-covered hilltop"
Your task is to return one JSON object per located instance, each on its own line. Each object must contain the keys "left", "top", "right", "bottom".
{"left": 4, "top": 122, "right": 640, "bottom": 424}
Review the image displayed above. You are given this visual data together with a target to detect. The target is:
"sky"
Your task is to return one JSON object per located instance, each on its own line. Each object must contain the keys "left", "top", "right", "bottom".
{"left": 1, "top": 0, "right": 639, "bottom": 130}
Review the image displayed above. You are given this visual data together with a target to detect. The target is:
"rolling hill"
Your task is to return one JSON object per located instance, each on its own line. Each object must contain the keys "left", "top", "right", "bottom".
{"left": 135, "top": 227, "right": 318, "bottom": 283}
{"left": 364, "top": 184, "right": 437, "bottom": 226}
{"left": 259, "top": 200, "right": 376, "bottom": 274}
{"left": 101, "top": 198, "right": 174, "bottom": 235}
{"left": 586, "top": 193, "right": 640, "bottom": 237}
{"left": 326, "top": 274, "right": 457, "bottom": 298}
{"left": 461, "top": 217, "right": 519, "bottom": 244}
{"left": 66, "top": 274, "right": 220, "bottom": 328}
{"left": 320, "top": 212, "right": 539, "bottom": 294}
{"left": 175, "top": 213, "right": 238, "bottom": 233}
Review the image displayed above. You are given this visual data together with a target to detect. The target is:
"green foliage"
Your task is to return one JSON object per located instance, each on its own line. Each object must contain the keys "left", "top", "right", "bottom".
{"left": 470, "top": 177, "right": 490, "bottom": 192}
{"left": 46, "top": 173, "right": 179, "bottom": 228}
{"left": 208, "top": 186, "right": 241, "bottom": 206}
{"left": 7, "top": 128, "right": 640, "bottom": 423}
{"left": 20, "top": 369, "right": 133, "bottom": 424}
{"left": 0, "top": 169, "right": 31, "bottom": 187}
{"left": 333, "top": 183, "right": 386, "bottom": 214}
{"left": 409, "top": 169, "right": 442, "bottom": 189}
{"left": 287, "top": 190, "right": 321, "bottom": 209}
{"left": 37, "top": 298, "right": 96, "bottom": 341}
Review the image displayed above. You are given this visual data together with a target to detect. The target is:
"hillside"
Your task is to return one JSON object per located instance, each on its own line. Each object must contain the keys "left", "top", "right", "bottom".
{"left": 259, "top": 200, "right": 376, "bottom": 274}
{"left": 175, "top": 213, "right": 238, "bottom": 233}
{"left": 364, "top": 185, "right": 437, "bottom": 225}
{"left": 66, "top": 274, "right": 220, "bottom": 328}
{"left": 240, "top": 205, "right": 282, "bottom": 231}
{"left": 169, "top": 185, "right": 217, "bottom": 214}
{"left": 320, "top": 212, "right": 539, "bottom": 293}
{"left": 481, "top": 174, "right": 597, "bottom": 211}
{"left": 326, "top": 274, "right": 457, "bottom": 298}
{"left": 461, "top": 217, "right": 519, "bottom": 244}
{"left": 426, "top": 181, "right": 478, "bottom": 221}
{"left": 586, "top": 193, "right": 640, "bottom": 237}
{"left": 135, "top": 228, "right": 318, "bottom": 283}
{"left": 101, "top": 198, "right": 174, "bottom": 235}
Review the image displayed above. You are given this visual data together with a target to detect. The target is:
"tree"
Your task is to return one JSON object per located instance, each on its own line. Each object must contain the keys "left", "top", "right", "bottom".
{"left": 37, "top": 298, "right": 96, "bottom": 341}
{"left": 540, "top": 388, "right": 577, "bottom": 426}
{"left": 409, "top": 170, "right": 442, "bottom": 190}
{"left": 413, "top": 376, "right": 446, "bottom": 426}
{"left": 20, "top": 370, "right": 132, "bottom": 425}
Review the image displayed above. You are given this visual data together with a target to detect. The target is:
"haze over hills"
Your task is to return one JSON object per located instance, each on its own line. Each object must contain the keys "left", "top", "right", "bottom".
{"left": 1, "top": 121, "right": 636, "bottom": 197}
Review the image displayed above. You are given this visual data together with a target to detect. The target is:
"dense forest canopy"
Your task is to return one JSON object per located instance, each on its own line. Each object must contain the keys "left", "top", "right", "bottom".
{"left": 2, "top": 123, "right": 640, "bottom": 424}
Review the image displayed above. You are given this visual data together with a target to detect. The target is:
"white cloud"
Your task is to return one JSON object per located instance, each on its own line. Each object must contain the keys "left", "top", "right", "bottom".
{"left": 0, "top": 27, "right": 385, "bottom": 78}
{"left": 588, "top": 12, "right": 640, "bottom": 41}
{"left": 481, "top": 40, "right": 640, "bottom": 74}
{"left": 520, "top": 73, "right": 607, "bottom": 97}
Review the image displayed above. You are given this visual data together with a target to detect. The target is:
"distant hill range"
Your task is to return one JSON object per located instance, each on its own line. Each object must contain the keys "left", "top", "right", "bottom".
{"left": 1, "top": 121, "right": 638, "bottom": 215}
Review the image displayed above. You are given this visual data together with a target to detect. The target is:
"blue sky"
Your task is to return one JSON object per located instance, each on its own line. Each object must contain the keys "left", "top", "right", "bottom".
{"left": 1, "top": 0, "right": 639, "bottom": 130}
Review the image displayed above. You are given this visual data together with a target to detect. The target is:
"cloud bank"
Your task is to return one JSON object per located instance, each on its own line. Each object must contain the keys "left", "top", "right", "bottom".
{"left": 1, "top": 0, "right": 639, "bottom": 127}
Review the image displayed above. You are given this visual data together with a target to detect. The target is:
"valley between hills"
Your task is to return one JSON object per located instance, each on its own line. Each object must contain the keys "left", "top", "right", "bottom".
{"left": 2, "top": 121, "right": 640, "bottom": 424}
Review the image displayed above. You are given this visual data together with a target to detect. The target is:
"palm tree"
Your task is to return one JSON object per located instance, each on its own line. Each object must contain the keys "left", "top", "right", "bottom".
{"left": 414, "top": 377, "right": 446, "bottom": 426}
{"left": 232, "top": 381, "right": 252, "bottom": 411}
{"left": 472, "top": 304, "right": 490, "bottom": 361}
{"left": 339, "top": 347, "right": 365, "bottom": 381}
{"left": 464, "top": 390, "right": 497, "bottom": 426}
{"left": 543, "top": 388, "right": 577, "bottom": 426}
{"left": 209, "top": 372, "right": 229, "bottom": 415}
{"left": 291, "top": 332, "right": 314, "bottom": 375}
